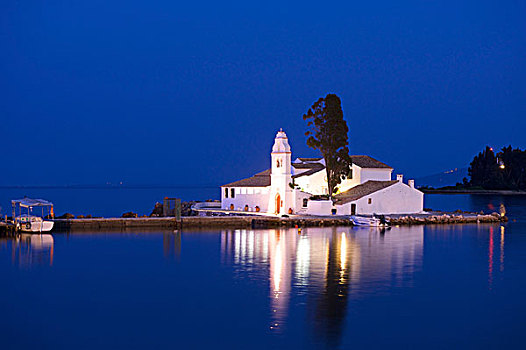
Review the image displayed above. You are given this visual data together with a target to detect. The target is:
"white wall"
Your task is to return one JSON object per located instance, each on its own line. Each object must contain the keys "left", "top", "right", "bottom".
{"left": 337, "top": 164, "right": 362, "bottom": 193}
{"left": 338, "top": 182, "right": 423, "bottom": 215}
{"left": 292, "top": 190, "right": 312, "bottom": 215}
{"left": 302, "top": 200, "right": 334, "bottom": 216}
{"left": 221, "top": 187, "right": 270, "bottom": 212}
{"left": 294, "top": 170, "right": 328, "bottom": 195}
{"left": 296, "top": 165, "right": 393, "bottom": 196}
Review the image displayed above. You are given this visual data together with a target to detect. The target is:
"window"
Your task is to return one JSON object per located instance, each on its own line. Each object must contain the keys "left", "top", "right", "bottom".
{"left": 231, "top": 188, "right": 235, "bottom": 198}
{"left": 368, "top": 198, "right": 372, "bottom": 204}
{"left": 348, "top": 169, "right": 353, "bottom": 179}
{"left": 302, "top": 198, "right": 308, "bottom": 208}
{"left": 225, "top": 188, "right": 228, "bottom": 198}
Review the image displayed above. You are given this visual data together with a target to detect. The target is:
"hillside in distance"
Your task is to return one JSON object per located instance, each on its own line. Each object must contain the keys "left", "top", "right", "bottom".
{"left": 414, "top": 167, "right": 468, "bottom": 188}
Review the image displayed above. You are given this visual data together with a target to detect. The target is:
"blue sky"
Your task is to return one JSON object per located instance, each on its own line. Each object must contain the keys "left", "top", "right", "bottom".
{"left": 1, "top": 0, "right": 525, "bottom": 186}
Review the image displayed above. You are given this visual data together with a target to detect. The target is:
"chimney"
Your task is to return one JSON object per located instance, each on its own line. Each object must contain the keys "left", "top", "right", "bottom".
{"left": 408, "top": 179, "right": 415, "bottom": 188}
{"left": 397, "top": 174, "right": 403, "bottom": 183}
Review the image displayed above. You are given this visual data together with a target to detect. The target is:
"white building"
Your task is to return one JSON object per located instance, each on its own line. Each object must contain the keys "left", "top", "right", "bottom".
{"left": 221, "top": 129, "right": 423, "bottom": 216}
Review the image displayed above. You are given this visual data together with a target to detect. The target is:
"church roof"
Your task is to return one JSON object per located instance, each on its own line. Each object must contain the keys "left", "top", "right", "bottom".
{"left": 222, "top": 169, "right": 271, "bottom": 187}
{"left": 294, "top": 155, "right": 391, "bottom": 169}
{"left": 296, "top": 157, "right": 322, "bottom": 162}
{"left": 292, "top": 168, "right": 324, "bottom": 178}
{"left": 351, "top": 155, "right": 392, "bottom": 169}
{"left": 292, "top": 162, "right": 324, "bottom": 170}
{"left": 333, "top": 180, "right": 398, "bottom": 204}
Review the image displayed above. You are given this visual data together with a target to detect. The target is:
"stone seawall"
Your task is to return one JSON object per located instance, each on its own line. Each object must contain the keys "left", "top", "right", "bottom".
{"left": 51, "top": 213, "right": 506, "bottom": 232}
{"left": 52, "top": 216, "right": 353, "bottom": 232}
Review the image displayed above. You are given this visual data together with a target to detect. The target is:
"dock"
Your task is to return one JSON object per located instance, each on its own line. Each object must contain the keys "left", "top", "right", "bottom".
{"left": 48, "top": 212, "right": 506, "bottom": 232}
{"left": 51, "top": 216, "right": 353, "bottom": 232}
{"left": 0, "top": 222, "right": 17, "bottom": 235}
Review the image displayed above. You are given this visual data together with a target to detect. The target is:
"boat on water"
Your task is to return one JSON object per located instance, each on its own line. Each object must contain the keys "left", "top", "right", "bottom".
{"left": 351, "top": 215, "right": 390, "bottom": 227}
{"left": 12, "top": 198, "right": 54, "bottom": 233}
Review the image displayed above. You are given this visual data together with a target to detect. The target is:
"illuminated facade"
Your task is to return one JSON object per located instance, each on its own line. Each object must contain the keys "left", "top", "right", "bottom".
{"left": 221, "top": 129, "right": 424, "bottom": 215}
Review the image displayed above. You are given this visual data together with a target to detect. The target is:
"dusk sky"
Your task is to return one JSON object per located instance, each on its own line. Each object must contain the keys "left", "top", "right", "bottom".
{"left": 1, "top": 0, "right": 525, "bottom": 186}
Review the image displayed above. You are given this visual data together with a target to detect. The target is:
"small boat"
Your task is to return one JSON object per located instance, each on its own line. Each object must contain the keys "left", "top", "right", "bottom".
{"left": 12, "top": 198, "right": 55, "bottom": 233}
{"left": 351, "top": 215, "right": 390, "bottom": 227}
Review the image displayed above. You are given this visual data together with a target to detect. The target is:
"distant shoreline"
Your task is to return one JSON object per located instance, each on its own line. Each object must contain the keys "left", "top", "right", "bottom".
{"left": 0, "top": 185, "right": 217, "bottom": 190}
{"left": 421, "top": 189, "right": 526, "bottom": 195}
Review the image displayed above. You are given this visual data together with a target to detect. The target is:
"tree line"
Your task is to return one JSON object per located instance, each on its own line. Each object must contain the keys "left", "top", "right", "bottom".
{"left": 467, "top": 146, "right": 526, "bottom": 190}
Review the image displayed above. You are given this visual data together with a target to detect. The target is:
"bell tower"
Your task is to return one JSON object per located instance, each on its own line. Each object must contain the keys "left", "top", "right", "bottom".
{"left": 269, "top": 129, "right": 292, "bottom": 215}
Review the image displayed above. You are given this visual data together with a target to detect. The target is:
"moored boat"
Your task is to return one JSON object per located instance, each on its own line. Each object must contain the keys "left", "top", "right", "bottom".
{"left": 351, "top": 215, "right": 390, "bottom": 227}
{"left": 12, "top": 198, "right": 55, "bottom": 233}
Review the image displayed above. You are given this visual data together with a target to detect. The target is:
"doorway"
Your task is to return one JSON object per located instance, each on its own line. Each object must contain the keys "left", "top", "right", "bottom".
{"left": 351, "top": 203, "right": 356, "bottom": 215}
{"left": 275, "top": 193, "right": 281, "bottom": 214}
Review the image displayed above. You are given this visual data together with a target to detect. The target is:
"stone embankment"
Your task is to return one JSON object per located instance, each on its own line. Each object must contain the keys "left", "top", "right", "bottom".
{"left": 52, "top": 216, "right": 353, "bottom": 232}
{"left": 50, "top": 213, "right": 506, "bottom": 232}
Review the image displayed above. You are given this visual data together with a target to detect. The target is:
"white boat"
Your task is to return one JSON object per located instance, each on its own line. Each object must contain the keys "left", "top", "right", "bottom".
{"left": 351, "top": 215, "right": 390, "bottom": 227}
{"left": 12, "top": 198, "right": 55, "bottom": 233}
{"left": 16, "top": 216, "right": 54, "bottom": 232}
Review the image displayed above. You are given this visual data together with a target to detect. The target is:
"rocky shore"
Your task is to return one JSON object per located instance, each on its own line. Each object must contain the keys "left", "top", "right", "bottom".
{"left": 388, "top": 212, "right": 507, "bottom": 225}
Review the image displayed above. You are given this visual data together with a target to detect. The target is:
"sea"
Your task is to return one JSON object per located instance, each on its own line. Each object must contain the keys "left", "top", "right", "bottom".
{"left": 1, "top": 191, "right": 525, "bottom": 349}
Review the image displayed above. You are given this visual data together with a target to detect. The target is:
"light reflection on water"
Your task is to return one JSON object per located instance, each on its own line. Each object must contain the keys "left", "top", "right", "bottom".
{"left": 221, "top": 226, "right": 424, "bottom": 338}
{"left": 0, "top": 233, "right": 54, "bottom": 268}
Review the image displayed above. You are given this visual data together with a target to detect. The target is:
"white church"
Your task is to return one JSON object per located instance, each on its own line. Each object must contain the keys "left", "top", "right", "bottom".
{"left": 221, "top": 129, "right": 423, "bottom": 216}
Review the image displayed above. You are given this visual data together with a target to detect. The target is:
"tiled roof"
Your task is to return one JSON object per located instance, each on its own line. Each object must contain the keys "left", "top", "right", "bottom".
{"left": 334, "top": 180, "right": 398, "bottom": 204}
{"left": 292, "top": 162, "right": 325, "bottom": 170}
{"left": 292, "top": 168, "right": 324, "bottom": 178}
{"left": 297, "top": 157, "right": 322, "bottom": 162}
{"left": 295, "top": 155, "right": 391, "bottom": 169}
{"left": 222, "top": 169, "right": 271, "bottom": 187}
{"left": 351, "top": 155, "right": 392, "bottom": 169}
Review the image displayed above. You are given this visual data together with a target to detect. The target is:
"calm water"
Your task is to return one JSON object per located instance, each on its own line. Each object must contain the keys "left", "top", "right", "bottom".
{"left": 1, "top": 195, "right": 526, "bottom": 349}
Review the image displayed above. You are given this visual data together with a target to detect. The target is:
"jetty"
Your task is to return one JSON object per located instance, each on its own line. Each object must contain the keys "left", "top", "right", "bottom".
{"left": 47, "top": 212, "right": 506, "bottom": 232}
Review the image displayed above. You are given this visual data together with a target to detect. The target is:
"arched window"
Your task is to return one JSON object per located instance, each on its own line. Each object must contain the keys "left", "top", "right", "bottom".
{"left": 225, "top": 188, "right": 229, "bottom": 198}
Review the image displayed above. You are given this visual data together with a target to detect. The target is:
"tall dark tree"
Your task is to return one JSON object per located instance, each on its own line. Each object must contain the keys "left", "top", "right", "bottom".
{"left": 497, "top": 146, "right": 526, "bottom": 189}
{"left": 303, "top": 94, "right": 352, "bottom": 197}
{"left": 468, "top": 145, "right": 526, "bottom": 190}
{"left": 468, "top": 146, "right": 500, "bottom": 189}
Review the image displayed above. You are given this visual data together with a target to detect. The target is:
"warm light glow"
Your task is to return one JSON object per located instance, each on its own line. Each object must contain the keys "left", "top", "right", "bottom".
{"left": 340, "top": 232, "right": 347, "bottom": 280}
{"left": 488, "top": 226, "right": 494, "bottom": 289}
{"left": 500, "top": 226, "right": 505, "bottom": 272}
{"left": 295, "top": 235, "right": 310, "bottom": 286}
{"left": 274, "top": 239, "right": 282, "bottom": 293}
{"left": 500, "top": 164, "right": 505, "bottom": 169}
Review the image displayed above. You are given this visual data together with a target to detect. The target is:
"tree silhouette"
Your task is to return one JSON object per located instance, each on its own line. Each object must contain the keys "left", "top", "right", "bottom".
{"left": 303, "top": 94, "right": 352, "bottom": 197}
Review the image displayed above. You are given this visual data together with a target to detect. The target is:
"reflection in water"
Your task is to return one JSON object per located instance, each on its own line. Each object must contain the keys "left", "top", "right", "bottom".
{"left": 487, "top": 225, "right": 507, "bottom": 290}
{"left": 163, "top": 231, "right": 181, "bottom": 259}
{"left": 0, "top": 234, "right": 54, "bottom": 268}
{"left": 500, "top": 226, "right": 504, "bottom": 272}
{"left": 489, "top": 226, "right": 494, "bottom": 289}
{"left": 221, "top": 226, "right": 424, "bottom": 344}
